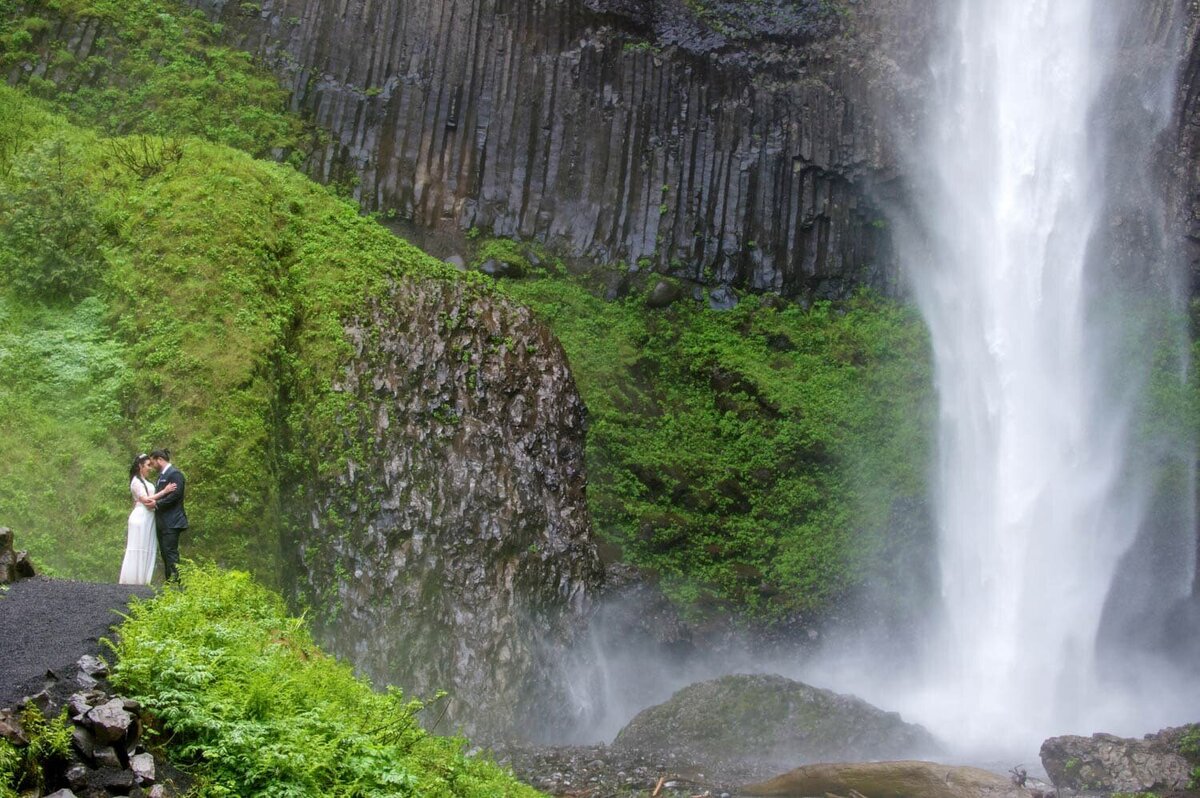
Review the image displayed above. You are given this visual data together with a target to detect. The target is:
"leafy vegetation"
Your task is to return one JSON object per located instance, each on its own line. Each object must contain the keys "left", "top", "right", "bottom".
{"left": 0, "top": 705, "right": 73, "bottom": 797}
{"left": 1180, "top": 724, "right": 1200, "bottom": 789}
{"left": 679, "top": 0, "right": 847, "bottom": 43}
{"left": 502, "top": 273, "right": 934, "bottom": 621}
{"left": 0, "top": 85, "right": 474, "bottom": 580}
{"left": 0, "top": 0, "right": 306, "bottom": 158}
{"left": 108, "top": 564, "right": 542, "bottom": 797}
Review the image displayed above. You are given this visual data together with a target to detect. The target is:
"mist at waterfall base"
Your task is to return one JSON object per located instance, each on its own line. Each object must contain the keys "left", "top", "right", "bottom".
{"left": 547, "top": 0, "right": 1199, "bottom": 764}
{"left": 809, "top": 0, "right": 1200, "bottom": 761}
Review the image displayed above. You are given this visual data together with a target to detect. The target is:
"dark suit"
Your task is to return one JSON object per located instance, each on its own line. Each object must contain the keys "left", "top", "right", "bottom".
{"left": 155, "top": 464, "right": 188, "bottom": 582}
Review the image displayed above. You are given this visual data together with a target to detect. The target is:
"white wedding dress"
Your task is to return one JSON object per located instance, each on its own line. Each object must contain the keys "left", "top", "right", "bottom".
{"left": 119, "top": 476, "right": 157, "bottom": 585}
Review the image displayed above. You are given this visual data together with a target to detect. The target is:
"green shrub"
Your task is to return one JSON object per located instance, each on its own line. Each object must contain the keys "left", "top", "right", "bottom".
{"left": 0, "top": 136, "right": 105, "bottom": 302}
{"left": 109, "top": 565, "right": 543, "bottom": 798}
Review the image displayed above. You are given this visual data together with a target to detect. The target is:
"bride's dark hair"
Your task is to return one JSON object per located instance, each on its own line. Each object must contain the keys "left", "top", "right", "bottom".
{"left": 129, "top": 453, "right": 150, "bottom": 480}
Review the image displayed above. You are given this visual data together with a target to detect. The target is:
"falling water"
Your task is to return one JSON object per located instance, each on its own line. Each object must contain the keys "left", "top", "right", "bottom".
{"left": 890, "top": 0, "right": 1198, "bottom": 754}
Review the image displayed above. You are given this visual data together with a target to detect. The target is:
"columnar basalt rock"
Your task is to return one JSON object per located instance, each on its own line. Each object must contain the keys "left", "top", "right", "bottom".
{"left": 179, "top": 0, "right": 923, "bottom": 300}
{"left": 287, "top": 276, "right": 602, "bottom": 743}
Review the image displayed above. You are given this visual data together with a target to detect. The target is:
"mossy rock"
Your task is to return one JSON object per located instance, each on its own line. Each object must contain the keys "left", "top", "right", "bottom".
{"left": 742, "top": 760, "right": 1033, "bottom": 798}
{"left": 612, "top": 673, "right": 939, "bottom": 776}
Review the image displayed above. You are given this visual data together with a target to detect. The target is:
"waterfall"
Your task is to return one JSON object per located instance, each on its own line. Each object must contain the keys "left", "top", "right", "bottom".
{"left": 890, "top": 0, "right": 1198, "bottom": 754}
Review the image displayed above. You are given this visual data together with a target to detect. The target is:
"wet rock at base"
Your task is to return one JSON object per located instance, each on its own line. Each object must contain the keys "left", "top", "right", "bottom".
{"left": 1040, "top": 724, "right": 1197, "bottom": 794}
{"left": 612, "top": 673, "right": 939, "bottom": 782}
{"left": 741, "top": 760, "right": 1035, "bottom": 798}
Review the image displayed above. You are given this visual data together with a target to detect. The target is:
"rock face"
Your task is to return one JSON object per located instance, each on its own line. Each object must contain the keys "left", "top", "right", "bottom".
{"left": 178, "top": 0, "right": 932, "bottom": 300}
{"left": 286, "top": 275, "right": 602, "bottom": 743}
{"left": 612, "top": 673, "right": 938, "bottom": 781}
{"left": 741, "top": 760, "right": 1035, "bottom": 798}
{"left": 1040, "top": 725, "right": 1199, "bottom": 795}
{"left": 0, "top": 527, "right": 36, "bottom": 584}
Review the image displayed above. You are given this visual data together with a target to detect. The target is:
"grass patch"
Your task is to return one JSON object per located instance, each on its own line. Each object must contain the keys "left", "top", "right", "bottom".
{"left": 108, "top": 564, "right": 542, "bottom": 797}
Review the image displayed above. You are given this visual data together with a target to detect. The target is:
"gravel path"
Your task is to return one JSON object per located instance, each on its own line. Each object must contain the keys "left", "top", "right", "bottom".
{"left": 0, "top": 577, "right": 152, "bottom": 708}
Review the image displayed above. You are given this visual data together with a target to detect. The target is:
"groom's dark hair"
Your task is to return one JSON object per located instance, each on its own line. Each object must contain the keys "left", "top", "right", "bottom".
{"left": 150, "top": 448, "right": 171, "bottom": 461}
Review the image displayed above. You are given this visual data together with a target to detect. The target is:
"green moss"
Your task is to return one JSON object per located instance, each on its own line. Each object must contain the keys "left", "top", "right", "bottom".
{"left": 501, "top": 276, "right": 933, "bottom": 621}
{"left": 473, "top": 237, "right": 529, "bottom": 277}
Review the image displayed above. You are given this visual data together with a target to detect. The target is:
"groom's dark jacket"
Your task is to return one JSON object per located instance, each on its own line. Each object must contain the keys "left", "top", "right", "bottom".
{"left": 155, "top": 465, "right": 188, "bottom": 530}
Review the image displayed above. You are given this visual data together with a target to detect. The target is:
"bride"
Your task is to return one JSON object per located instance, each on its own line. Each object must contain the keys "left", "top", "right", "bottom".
{"left": 118, "top": 453, "right": 176, "bottom": 585}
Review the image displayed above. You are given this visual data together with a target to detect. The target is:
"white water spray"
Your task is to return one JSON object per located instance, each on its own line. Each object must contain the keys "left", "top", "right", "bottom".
{"left": 888, "top": 0, "right": 1196, "bottom": 754}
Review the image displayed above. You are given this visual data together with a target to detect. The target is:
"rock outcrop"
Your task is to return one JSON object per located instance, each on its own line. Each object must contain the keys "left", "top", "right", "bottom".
{"left": 741, "top": 760, "right": 1036, "bottom": 798}
{"left": 612, "top": 673, "right": 938, "bottom": 782}
{"left": 0, "top": 527, "right": 36, "bottom": 584}
{"left": 179, "top": 0, "right": 932, "bottom": 300}
{"left": 1040, "top": 724, "right": 1200, "bottom": 795}
{"left": 286, "top": 275, "right": 603, "bottom": 743}
{"left": 0, "top": 656, "right": 181, "bottom": 798}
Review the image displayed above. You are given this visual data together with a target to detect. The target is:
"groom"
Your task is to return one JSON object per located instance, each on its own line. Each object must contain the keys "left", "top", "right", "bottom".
{"left": 149, "top": 449, "right": 187, "bottom": 583}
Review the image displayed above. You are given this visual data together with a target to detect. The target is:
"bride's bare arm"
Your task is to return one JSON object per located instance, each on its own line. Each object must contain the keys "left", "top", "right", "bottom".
{"left": 136, "top": 482, "right": 176, "bottom": 507}
{"left": 151, "top": 482, "right": 178, "bottom": 500}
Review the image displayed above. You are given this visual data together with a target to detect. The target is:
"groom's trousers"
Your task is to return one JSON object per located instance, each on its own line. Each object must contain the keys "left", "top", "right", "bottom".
{"left": 158, "top": 527, "right": 184, "bottom": 582}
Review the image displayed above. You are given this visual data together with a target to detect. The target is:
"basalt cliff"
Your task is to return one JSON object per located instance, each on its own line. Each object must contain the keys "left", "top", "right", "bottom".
{"left": 181, "top": 0, "right": 935, "bottom": 300}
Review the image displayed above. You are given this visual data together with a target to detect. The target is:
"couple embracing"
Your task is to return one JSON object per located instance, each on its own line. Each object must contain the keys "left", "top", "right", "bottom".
{"left": 119, "top": 449, "right": 188, "bottom": 585}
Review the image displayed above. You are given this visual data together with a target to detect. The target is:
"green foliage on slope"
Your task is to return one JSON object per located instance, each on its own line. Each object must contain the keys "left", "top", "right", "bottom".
{"left": 0, "top": 85, "right": 473, "bottom": 580}
{"left": 503, "top": 274, "right": 934, "bottom": 620}
{"left": 0, "top": 0, "right": 305, "bottom": 158}
{"left": 109, "top": 565, "right": 542, "bottom": 798}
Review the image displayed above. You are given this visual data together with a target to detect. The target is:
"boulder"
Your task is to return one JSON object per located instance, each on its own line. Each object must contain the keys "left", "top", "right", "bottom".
{"left": 646, "top": 280, "right": 683, "bottom": 309}
{"left": 478, "top": 257, "right": 525, "bottom": 279}
{"left": 1040, "top": 725, "right": 1197, "bottom": 794}
{"left": 0, "top": 708, "right": 26, "bottom": 744}
{"left": 0, "top": 528, "right": 36, "bottom": 583}
{"left": 741, "top": 760, "right": 1035, "bottom": 798}
{"left": 708, "top": 285, "right": 738, "bottom": 310}
{"left": 72, "top": 727, "right": 96, "bottom": 762}
{"left": 77, "top": 656, "right": 108, "bottom": 679}
{"left": 14, "top": 550, "right": 35, "bottom": 579}
{"left": 291, "top": 280, "right": 602, "bottom": 743}
{"left": 612, "top": 674, "right": 938, "bottom": 779}
{"left": 85, "top": 698, "right": 135, "bottom": 745}
{"left": 65, "top": 762, "right": 89, "bottom": 790}
{"left": 130, "top": 751, "right": 156, "bottom": 784}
